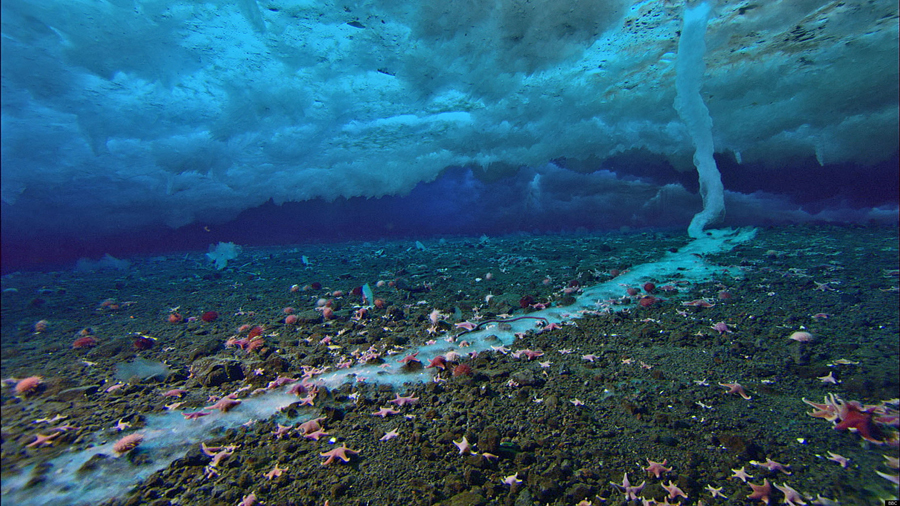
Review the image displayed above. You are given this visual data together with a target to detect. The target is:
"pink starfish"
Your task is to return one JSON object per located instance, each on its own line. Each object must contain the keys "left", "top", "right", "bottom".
{"left": 319, "top": 444, "right": 358, "bottom": 465}
{"left": 774, "top": 483, "right": 806, "bottom": 506}
{"left": 398, "top": 352, "right": 420, "bottom": 364}
{"left": 662, "top": 480, "right": 688, "bottom": 500}
{"left": 453, "top": 436, "right": 474, "bottom": 454}
{"left": 205, "top": 397, "right": 241, "bottom": 412}
{"left": 297, "top": 417, "right": 325, "bottom": 435}
{"left": 610, "top": 473, "right": 645, "bottom": 501}
{"left": 731, "top": 466, "right": 753, "bottom": 482}
{"left": 512, "top": 349, "right": 544, "bottom": 360}
{"left": 747, "top": 479, "right": 772, "bottom": 504}
{"left": 644, "top": 458, "right": 672, "bottom": 478}
{"left": 719, "top": 382, "right": 751, "bottom": 400}
{"left": 388, "top": 394, "right": 419, "bottom": 406}
{"left": 372, "top": 407, "right": 400, "bottom": 417}
{"left": 753, "top": 457, "right": 791, "bottom": 475}
{"left": 379, "top": 429, "right": 399, "bottom": 441}
{"left": 711, "top": 321, "right": 731, "bottom": 334}
{"left": 264, "top": 464, "right": 287, "bottom": 480}
{"left": 182, "top": 410, "right": 210, "bottom": 420}
{"left": 501, "top": 473, "right": 523, "bottom": 486}
{"left": 303, "top": 428, "right": 330, "bottom": 441}
{"left": 26, "top": 432, "right": 59, "bottom": 448}
{"left": 273, "top": 424, "right": 293, "bottom": 438}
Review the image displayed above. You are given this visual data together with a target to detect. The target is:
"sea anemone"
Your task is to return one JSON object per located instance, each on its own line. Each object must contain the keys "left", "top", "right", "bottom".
{"left": 113, "top": 433, "right": 144, "bottom": 453}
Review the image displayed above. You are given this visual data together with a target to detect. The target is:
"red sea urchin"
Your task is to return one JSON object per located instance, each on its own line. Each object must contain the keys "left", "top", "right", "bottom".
{"left": 132, "top": 335, "right": 155, "bottom": 350}
{"left": 15, "top": 376, "right": 43, "bottom": 396}
{"left": 72, "top": 336, "right": 98, "bottom": 349}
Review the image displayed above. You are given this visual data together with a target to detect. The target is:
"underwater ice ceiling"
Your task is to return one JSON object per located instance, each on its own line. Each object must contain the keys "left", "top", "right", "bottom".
{"left": 1, "top": 0, "right": 898, "bottom": 237}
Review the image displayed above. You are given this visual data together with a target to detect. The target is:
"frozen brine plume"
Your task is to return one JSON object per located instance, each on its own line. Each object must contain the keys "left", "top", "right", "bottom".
{"left": 675, "top": 1, "right": 725, "bottom": 238}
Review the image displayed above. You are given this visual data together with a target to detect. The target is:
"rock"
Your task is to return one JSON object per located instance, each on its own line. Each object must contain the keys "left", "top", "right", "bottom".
{"left": 446, "top": 489, "right": 486, "bottom": 506}
{"left": 477, "top": 426, "right": 501, "bottom": 454}
{"left": 192, "top": 358, "right": 244, "bottom": 387}
{"left": 56, "top": 385, "right": 99, "bottom": 401}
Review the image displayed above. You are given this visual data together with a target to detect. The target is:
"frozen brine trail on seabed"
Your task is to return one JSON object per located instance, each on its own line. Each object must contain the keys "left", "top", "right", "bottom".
{"left": 316, "top": 227, "right": 758, "bottom": 387}
{"left": 1, "top": 228, "right": 756, "bottom": 506}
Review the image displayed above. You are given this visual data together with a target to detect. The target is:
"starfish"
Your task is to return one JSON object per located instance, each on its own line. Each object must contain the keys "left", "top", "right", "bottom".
{"left": 320, "top": 444, "right": 358, "bottom": 465}
{"left": 610, "top": 473, "right": 645, "bottom": 501}
{"left": 297, "top": 391, "right": 317, "bottom": 407}
{"left": 752, "top": 458, "right": 791, "bottom": 475}
{"left": 372, "top": 407, "right": 400, "bottom": 417}
{"left": 425, "top": 356, "right": 447, "bottom": 370}
{"left": 710, "top": 321, "right": 731, "bottom": 334}
{"left": 747, "top": 479, "right": 772, "bottom": 504}
{"left": 817, "top": 371, "right": 839, "bottom": 384}
{"left": 512, "top": 349, "right": 544, "bottom": 360}
{"left": 379, "top": 429, "right": 399, "bottom": 441}
{"left": 273, "top": 424, "right": 293, "bottom": 438}
{"left": 706, "top": 484, "right": 727, "bottom": 498}
{"left": 205, "top": 397, "right": 241, "bottom": 412}
{"left": 298, "top": 417, "right": 325, "bottom": 434}
{"left": 182, "top": 411, "right": 210, "bottom": 420}
{"left": 774, "top": 483, "right": 807, "bottom": 506}
{"left": 826, "top": 451, "right": 848, "bottom": 467}
{"left": 398, "top": 352, "right": 420, "bottom": 364}
{"left": 27, "top": 432, "right": 59, "bottom": 448}
{"left": 731, "top": 467, "right": 753, "bottom": 482}
{"left": 502, "top": 473, "right": 523, "bottom": 486}
{"left": 453, "top": 436, "right": 474, "bottom": 454}
{"left": 303, "top": 429, "right": 330, "bottom": 441}
{"left": 264, "top": 464, "right": 287, "bottom": 480}
{"left": 662, "top": 481, "right": 688, "bottom": 500}
{"left": 388, "top": 394, "right": 419, "bottom": 407}
{"left": 645, "top": 459, "right": 672, "bottom": 478}
{"left": 719, "top": 382, "right": 752, "bottom": 400}
{"left": 832, "top": 400, "right": 884, "bottom": 443}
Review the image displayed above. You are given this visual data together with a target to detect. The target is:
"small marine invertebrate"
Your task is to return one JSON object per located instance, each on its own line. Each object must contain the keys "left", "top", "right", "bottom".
{"left": 15, "top": 376, "right": 43, "bottom": 396}
{"left": 72, "top": 336, "right": 98, "bottom": 349}
{"left": 452, "top": 363, "right": 472, "bottom": 377}
{"left": 132, "top": 335, "right": 155, "bottom": 350}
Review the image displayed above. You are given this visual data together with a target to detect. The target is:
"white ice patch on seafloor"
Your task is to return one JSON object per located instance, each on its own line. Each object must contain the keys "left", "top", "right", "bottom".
{"left": 1, "top": 228, "right": 756, "bottom": 506}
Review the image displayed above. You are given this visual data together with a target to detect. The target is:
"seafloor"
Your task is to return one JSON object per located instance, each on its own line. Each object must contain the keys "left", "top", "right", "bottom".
{"left": 1, "top": 224, "right": 898, "bottom": 506}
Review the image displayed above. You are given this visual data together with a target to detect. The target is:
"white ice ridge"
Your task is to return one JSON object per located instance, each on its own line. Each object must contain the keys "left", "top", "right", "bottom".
{"left": 1, "top": 228, "right": 756, "bottom": 506}
{"left": 2, "top": 0, "right": 897, "bottom": 236}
